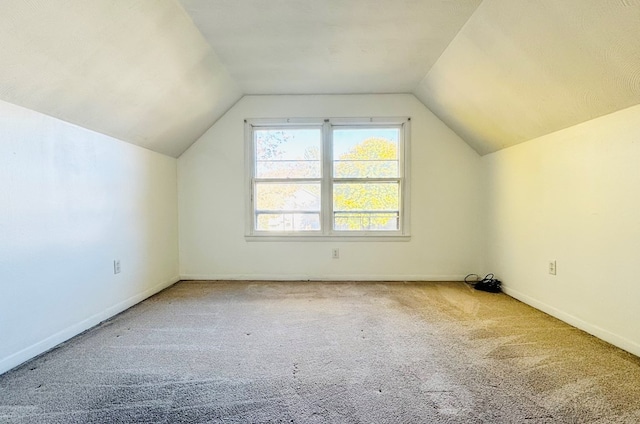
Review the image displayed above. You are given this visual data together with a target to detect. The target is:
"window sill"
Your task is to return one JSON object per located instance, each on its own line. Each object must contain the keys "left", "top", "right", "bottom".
{"left": 245, "top": 234, "right": 411, "bottom": 242}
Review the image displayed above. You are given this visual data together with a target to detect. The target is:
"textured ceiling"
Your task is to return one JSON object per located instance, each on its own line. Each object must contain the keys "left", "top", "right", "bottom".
{"left": 0, "top": 1, "right": 241, "bottom": 157}
{"left": 1, "top": 1, "right": 639, "bottom": 157}
{"left": 414, "top": 0, "right": 640, "bottom": 154}
{"left": 179, "top": 0, "right": 482, "bottom": 94}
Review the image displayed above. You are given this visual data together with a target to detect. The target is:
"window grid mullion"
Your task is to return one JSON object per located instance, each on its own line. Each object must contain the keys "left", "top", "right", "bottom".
{"left": 332, "top": 178, "right": 402, "bottom": 184}
{"left": 322, "top": 120, "right": 333, "bottom": 235}
{"left": 254, "top": 178, "right": 322, "bottom": 183}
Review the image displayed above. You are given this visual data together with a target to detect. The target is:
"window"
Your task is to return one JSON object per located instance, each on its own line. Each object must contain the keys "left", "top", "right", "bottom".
{"left": 245, "top": 117, "right": 410, "bottom": 240}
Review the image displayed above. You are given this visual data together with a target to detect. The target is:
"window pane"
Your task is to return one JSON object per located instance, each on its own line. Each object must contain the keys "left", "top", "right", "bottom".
{"left": 333, "top": 182, "right": 399, "bottom": 211}
{"left": 256, "top": 213, "right": 320, "bottom": 232}
{"left": 257, "top": 160, "right": 320, "bottom": 178}
{"left": 255, "top": 128, "right": 321, "bottom": 178}
{"left": 334, "top": 212, "right": 399, "bottom": 231}
{"left": 255, "top": 183, "right": 320, "bottom": 212}
{"left": 333, "top": 182, "right": 399, "bottom": 231}
{"left": 333, "top": 128, "right": 399, "bottom": 178}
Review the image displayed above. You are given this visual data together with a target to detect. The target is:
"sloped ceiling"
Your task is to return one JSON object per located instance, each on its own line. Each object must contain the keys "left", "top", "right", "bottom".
{"left": 1, "top": 1, "right": 639, "bottom": 157}
{"left": 0, "top": 1, "right": 241, "bottom": 157}
{"left": 414, "top": 0, "right": 640, "bottom": 154}
{"left": 178, "top": 0, "right": 483, "bottom": 94}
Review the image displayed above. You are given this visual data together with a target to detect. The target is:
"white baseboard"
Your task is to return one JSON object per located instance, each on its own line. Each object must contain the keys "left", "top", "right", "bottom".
{"left": 503, "top": 285, "right": 640, "bottom": 358}
{"left": 0, "top": 275, "right": 179, "bottom": 376}
{"left": 180, "top": 274, "right": 466, "bottom": 282}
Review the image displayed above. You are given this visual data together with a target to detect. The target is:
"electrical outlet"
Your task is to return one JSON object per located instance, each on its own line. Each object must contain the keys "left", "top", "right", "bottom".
{"left": 332, "top": 248, "right": 339, "bottom": 259}
{"left": 114, "top": 260, "right": 121, "bottom": 274}
{"left": 548, "top": 260, "right": 556, "bottom": 275}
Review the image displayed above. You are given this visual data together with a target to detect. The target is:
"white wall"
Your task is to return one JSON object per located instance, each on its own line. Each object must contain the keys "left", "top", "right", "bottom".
{"left": 178, "top": 94, "right": 483, "bottom": 280}
{"left": 483, "top": 104, "right": 640, "bottom": 356}
{"left": 0, "top": 100, "right": 179, "bottom": 374}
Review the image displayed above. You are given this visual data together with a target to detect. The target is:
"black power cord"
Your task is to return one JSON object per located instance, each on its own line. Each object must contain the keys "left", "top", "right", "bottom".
{"left": 465, "top": 273, "right": 502, "bottom": 293}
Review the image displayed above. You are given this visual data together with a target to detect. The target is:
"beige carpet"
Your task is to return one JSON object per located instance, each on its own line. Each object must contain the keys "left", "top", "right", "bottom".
{"left": 1, "top": 281, "right": 640, "bottom": 423}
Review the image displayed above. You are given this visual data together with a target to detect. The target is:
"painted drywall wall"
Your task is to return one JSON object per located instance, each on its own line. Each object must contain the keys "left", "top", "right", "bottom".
{"left": 0, "top": 100, "right": 179, "bottom": 374}
{"left": 178, "top": 94, "right": 483, "bottom": 280}
{"left": 483, "top": 104, "right": 640, "bottom": 356}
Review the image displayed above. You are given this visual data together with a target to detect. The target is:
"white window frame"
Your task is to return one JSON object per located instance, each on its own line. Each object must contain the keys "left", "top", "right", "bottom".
{"left": 245, "top": 117, "right": 411, "bottom": 241}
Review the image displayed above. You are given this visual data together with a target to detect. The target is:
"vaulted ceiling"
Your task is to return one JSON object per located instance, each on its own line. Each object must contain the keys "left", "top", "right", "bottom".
{"left": 1, "top": 1, "right": 639, "bottom": 157}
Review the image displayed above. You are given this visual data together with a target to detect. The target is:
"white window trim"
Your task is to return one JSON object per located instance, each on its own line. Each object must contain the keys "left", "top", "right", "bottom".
{"left": 244, "top": 117, "right": 411, "bottom": 241}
